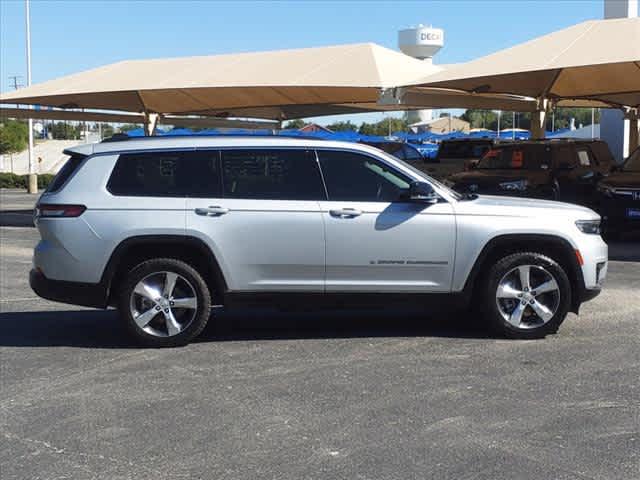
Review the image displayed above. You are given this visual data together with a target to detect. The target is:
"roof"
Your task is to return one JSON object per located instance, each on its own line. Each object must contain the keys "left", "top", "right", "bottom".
{"left": 0, "top": 43, "right": 440, "bottom": 118}
{"left": 64, "top": 135, "right": 390, "bottom": 157}
{"left": 408, "top": 17, "right": 640, "bottom": 107}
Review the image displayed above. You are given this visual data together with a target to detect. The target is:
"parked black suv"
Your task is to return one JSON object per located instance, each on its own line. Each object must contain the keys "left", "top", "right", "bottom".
{"left": 446, "top": 139, "right": 615, "bottom": 206}
{"left": 422, "top": 138, "right": 496, "bottom": 180}
{"left": 596, "top": 146, "right": 640, "bottom": 236}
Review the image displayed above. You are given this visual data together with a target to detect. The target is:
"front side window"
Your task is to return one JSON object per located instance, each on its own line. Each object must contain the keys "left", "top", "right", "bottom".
{"left": 107, "top": 151, "right": 221, "bottom": 197}
{"left": 317, "top": 150, "right": 411, "bottom": 202}
{"left": 221, "top": 149, "right": 325, "bottom": 200}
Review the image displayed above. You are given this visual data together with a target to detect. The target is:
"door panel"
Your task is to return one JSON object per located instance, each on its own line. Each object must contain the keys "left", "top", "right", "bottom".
{"left": 319, "top": 200, "right": 456, "bottom": 292}
{"left": 187, "top": 148, "right": 326, "bottom": 292}
{"left": 316, "top": 148, "right": 456, "bottom": 292}
{"left": 187, "top": 199, "right": 325, "bottom": 291}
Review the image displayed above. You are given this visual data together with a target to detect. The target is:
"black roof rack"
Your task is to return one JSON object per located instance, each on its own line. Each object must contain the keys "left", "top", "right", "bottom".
{"left": 101, "top": 133, "right": 330, "bottom": 143}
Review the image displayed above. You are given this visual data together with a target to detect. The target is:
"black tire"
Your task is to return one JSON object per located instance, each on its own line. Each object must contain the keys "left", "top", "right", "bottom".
{"left": 482, "top": 252, "right": 571, "bottom": 339}
{"left": 117, "top": 258, "right": 212, "bottom": 347}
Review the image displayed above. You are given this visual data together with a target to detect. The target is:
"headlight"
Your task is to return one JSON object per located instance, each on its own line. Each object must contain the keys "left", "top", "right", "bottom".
{"left": 499, "top": 179, "right": 528, "bottom": 191}
{"left": 575, "top": 220, "right": 601, "bottom": 235}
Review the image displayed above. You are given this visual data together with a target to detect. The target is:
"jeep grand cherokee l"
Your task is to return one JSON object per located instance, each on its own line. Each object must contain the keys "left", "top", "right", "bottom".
{"left": 31, "top": 136, "right": 607, "bottom": 346}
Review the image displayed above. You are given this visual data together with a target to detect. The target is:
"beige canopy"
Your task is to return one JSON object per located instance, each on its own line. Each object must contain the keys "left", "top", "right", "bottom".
{"left": 0, "top": 41, "right": 554, "bottom": 121}
{"left": 0, "top": 43, "right": 441, "bottom": 119}
{"left": 408, "top": 17, "right": 640, "bottom": 108}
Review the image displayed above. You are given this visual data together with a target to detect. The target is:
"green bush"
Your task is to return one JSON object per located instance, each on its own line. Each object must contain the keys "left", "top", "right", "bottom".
{"left": 0, "top": 172, "right": 56, "bottom": 189}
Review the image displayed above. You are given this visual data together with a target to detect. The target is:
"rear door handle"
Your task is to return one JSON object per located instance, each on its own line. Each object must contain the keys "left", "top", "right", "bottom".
{"left": 195, "top": 206, "right": 229, "bottom": 216}
{"left": 329, "top": 208, "right": 362, "bottom": 218}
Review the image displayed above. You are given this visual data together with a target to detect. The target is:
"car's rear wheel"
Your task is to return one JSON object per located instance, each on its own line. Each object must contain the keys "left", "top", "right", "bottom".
{"left": 482, "top": 252, "right": 571, "bottom": 339}
{"left": 118, "top": 258, "right": 211, "bottom": 347}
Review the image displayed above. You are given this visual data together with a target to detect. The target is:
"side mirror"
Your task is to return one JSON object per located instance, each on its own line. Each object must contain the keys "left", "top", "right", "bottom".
{"left": 408, "top": 181, "right": 439, "bottom": 203}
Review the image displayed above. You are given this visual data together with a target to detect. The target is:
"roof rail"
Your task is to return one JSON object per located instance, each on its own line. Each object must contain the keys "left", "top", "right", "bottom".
{"left": 101, "top": 133, "right": 330, "bottom": 143}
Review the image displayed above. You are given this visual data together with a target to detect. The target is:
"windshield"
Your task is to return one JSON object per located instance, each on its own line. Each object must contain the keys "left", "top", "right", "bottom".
{"left": 438, "top": 141, "right": 491, "bottom": 159}
{"left": 477, "top": 145, "right": 548, "bottom": 170}
{"left": 623, "top": 147, "right": 640, "bottom": 172}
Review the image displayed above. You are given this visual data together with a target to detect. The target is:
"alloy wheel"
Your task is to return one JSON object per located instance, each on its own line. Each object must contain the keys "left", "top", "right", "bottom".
{"left": 495, "top": 265, "right": 561, "bottom": 329}
{"left": 129, "top": 271, "right": 198, "bottom": 337}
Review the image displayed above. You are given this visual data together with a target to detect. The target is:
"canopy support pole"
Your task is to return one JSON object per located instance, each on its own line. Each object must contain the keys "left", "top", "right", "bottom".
{"left": 624, "top": 108, "right": 639, "bottom": 153}
{"left": 530, "top": 98, "right": 548, "bottom": 140}
{"left": 144, "top": 112, "right": 159, "bottom": 136}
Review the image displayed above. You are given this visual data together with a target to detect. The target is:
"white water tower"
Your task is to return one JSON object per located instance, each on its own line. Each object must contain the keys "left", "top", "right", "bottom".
{"left": 399, "top": 25, "right": 444, "bottom": 125}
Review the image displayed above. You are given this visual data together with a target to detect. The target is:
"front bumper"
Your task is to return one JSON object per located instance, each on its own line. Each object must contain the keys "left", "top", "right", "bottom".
{"left": 30, "top": 269, "right": 108, "bottom": 309}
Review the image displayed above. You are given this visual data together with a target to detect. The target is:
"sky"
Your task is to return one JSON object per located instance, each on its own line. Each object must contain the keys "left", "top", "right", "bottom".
{"left": 0, "top": 0, "right": 607, "bottom": 125}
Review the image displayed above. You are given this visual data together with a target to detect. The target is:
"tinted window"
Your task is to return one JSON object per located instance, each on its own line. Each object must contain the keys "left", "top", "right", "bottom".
{"left": 576, "top": 148, "right": 592, "bottom": 166}
{"left": 402, "top": 145, "right": 422, "bottom": 161}
{"left": 554, "top": 145, "right": 578, "bottom": 169}
{"left": 221, "top": 149, "right": 325, "bottom": 200}
{"left": 437, "top": 141, "right": 492, "bottom": 160}
{"left": 47, "top": 154, "right": 86, "bottom": 192}
{"left": 318, "top": 150, "right": 411, "bottom": 202}
{"left": 589, "top": 142, "right": 614, "bottom": 168}
{"left": 107, "top": 151, "right": 221, "bottom": 197}
{"left": 477, "top": 145, "right": 549, "bottom": 170}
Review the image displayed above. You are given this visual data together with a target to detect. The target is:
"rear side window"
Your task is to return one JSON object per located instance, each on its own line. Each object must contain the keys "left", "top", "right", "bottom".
{"left": 221, "top": 149, "right": 325, "bottom": 200}
{"left": 46, "top": 154, "right": 86, "bottom": 192}
{"left": 107, "top": 151, "right": 221, "bottom": 197}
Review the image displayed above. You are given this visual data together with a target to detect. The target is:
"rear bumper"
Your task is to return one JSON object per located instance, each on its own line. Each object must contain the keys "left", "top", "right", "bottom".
{"left": 30, "top": 269, "right": 108, "bottom": 309}
{"left": 579, "top": 286, "right": 602, "bottom": 304}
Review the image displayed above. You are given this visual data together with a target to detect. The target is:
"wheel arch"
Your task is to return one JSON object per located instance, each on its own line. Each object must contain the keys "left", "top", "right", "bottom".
{"left": 463, "top": 234, "right": 585, "bottom": 314}
{"left": 102, "top": 235, "right": 227, "bottom": 306}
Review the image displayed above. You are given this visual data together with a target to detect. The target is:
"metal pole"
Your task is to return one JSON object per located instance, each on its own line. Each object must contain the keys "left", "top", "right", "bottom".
{"left": 497, "top": 110, "right": 501, "bottom": 139}
{"left": 591, "top": 108, "right": 595, "bottom": 139}
{"left": 512, "top": 111, "right": 515, "bottom": 140}
{"left": 25, "top": 0, "right": 37, "bottom": 193}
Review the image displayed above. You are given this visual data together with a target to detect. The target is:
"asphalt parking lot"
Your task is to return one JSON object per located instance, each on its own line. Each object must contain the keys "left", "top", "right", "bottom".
{"left": 1, "top": 189, "right": 638, "bottom": 480}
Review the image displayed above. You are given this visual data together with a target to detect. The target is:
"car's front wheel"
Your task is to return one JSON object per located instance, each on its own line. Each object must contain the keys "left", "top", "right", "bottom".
{"left": 482, "top": 252, "right": 571, "bottom": 339}
{"left": 118, "top": 258, "right": 212, "bottom": 347}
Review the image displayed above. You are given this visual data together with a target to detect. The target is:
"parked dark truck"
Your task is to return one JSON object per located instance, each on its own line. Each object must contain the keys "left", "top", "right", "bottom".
{"left": 596, "top": 146, "right": 640, "bottom": 237}
{"left": 421, "top": 138, "right": 495, "bottom": 180}
{"left": 445, "top": 139, "right": 615, "bottom": 207}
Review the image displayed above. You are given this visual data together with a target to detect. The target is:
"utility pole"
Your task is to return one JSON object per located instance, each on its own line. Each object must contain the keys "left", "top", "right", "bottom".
{"left": 25, "top": 0, "right": 38, "bottom": 194}
{"left": 8, "top": 75, "right": 24, "bottom": 90}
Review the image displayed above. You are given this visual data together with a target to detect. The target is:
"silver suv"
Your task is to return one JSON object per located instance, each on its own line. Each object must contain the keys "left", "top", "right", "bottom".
{"left": 31, "top": 136, "right": 608, "bottom": 346}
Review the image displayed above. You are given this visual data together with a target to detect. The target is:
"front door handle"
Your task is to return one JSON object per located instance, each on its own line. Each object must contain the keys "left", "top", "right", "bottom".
{"left": 329, "top": 208, "right": 362, "bottom": 218}
{"left": 195, "top": 205, "right": 229, "bottom": 216}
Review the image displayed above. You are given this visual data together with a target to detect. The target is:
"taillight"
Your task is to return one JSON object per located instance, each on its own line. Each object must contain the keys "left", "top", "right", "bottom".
{"left": 36, "top": 204, "right": 86, "bottom": 218}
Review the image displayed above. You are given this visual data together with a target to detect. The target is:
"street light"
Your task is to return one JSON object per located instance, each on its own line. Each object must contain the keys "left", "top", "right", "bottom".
{"left": 25, "top": 0, "right": 37, "bottom": 194}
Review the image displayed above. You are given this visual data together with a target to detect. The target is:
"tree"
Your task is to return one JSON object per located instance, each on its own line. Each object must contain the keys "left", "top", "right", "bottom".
{"left": 118, "top": 124, "right": 140, "bottom": 133}
{"left": 326, "top": 120, "right": 358, "bottom": 132}
{"left": 49, "top": 122, "right": 81, "bottom": 140}
{"left": 0, "top": 120, "right": 28, "bottom": 155}
{"left": 101, "top": 124, "right": 115, "bottom": 138}
{"left": 283, "top": 119, "right": 307, "bottom": 129}
{"left": 358, "top": 117, "right": 408, "bottom": 136}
